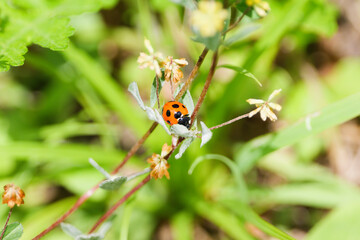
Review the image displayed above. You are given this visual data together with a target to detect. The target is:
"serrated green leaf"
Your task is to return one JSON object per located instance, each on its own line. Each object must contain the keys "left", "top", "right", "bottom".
{"left": 0, "top": 0, "right": 116, "bottom": 72}
{"left": 218, "top": 64, "right": 262, "bottom": 86}
{"left": 200, "top": 121, "right": 212, "bottom": 147}
{"left": 60, "top": 223, "right": 83, "bottom": 238}
{"left": 2, "top": 222, "right": 23, "bottom": 240}
{"left": 100, "top": 176, "right": 127, "bottom": 191}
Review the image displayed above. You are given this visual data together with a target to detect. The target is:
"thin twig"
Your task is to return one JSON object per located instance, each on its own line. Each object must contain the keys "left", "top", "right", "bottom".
{"left": 112, "top": 122, "right": 158, "bottom": 174}
{"left": 224, "top": 7, "right": 251, "bottom": 34}
{"left": 190, "top": 51, "right": 218, "bottom": 126}
{"left": 87, "top": 50, "right": 221, "bottom": 233}
{"left": 209, "top": 113, "right": 249, "bottom": 130}
{"left": 156, "top": 76, "right": 160, "bottom": 109}
{"left": 175, "top": 48, "right": 209, "bottom": 101}
{"left": 88, "top": 175, "right": 151, "bottom": 234}
{"left": 32, "top": 184, "right": 100, "bottom": 240}
{"left": 0, "top": 208, "right": 13, "bottom": 240}
{"left": 170, "top": 73, "right": 175, "bottom": 101}
{"left": 33, "top": 38, "right": 210, "bottom": 240}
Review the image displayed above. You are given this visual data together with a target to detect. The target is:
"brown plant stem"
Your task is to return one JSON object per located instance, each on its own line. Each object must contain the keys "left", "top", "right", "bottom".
{"left": 224, "top": 7, "right": 251, "bottom": 34}
{"left": 209, "top": 113, "right": 249, "bottom": 130}
{"left": 32, "top": 184, "right": 100, "bottom": 240}
{"left": 190, "top": 51, "right": 218, "bottom": 126}
{"left": 112, "top": 122, "right": 158, "bottom": 174}
{"left": 0, "top": 208, "right": 13, "bottom": 240}
{"left": 156, "top": 76, "right": 160, "bottom": 109}
{"left": 88, "top": 175, "right": 151, "bottom": 234}
{"left": 175, "top": 48, "right": 209, "bottom": 101}
{"left": 87, "top": 50, "right": 221, "bottom": 234}
{"left": 33, "top": 40, "right": 211, "bottom": 240}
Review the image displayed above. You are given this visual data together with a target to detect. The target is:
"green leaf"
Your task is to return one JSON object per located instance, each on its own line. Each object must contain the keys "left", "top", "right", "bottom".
{"left": 250, "top": 182, "right": 360, "bottom": 209}
{"left": 301, "top": 0, "right": 338, "bottom": 37}
{"left": 61, "top": 223, "right": 83, "bottom": 238}
{"left": 0, "top": 0, "right": 115, "bottom": 72}
{"left": 189, "top": 154, "right": 248, "bottom": 202}
{"left": 235, "top": 4, "right": 258, "bottom": 20}
{"left": 99, "top": 176, "right": 127, "bottom": 191}
{"left": 76, "top": 234, "right": 102, "bottom": 240}
{"left": 150, "top": 76, "right": 165, "bottom": 108}
{"left": 307, "top": 202, "right": 360, "bottom": 240}
{"left": 144, "top": 107, "right": 171, "bottom": 135}
{"left": 0, "top": 141, "right": 126, "bottom": 164}
{"left": 170, "top": 124, "right": 193, "bottom": 138}
{"left": 199, "top": 121, "right": 212, "bottom": 147}
{"left": 224, "top": 24, "right": 261, "bottom": 46}
{"left": 128, "top": 82, "right": 146, "bottom": 111}
{"left": 192, "top": 32, "right": 221, "bottom": 51}
{"left": 222, "top": 200, "right": 296, "bottom": 240}
{"left": 175, "top": 137, "right": 195, "bottom": 159}
{"left": 192, "top": 200, "right": 254, "bottom": 240}
{"left": 2, "top": 222, "right": 23, "bottom": 240}
{"left": 236, "top": 92, "right": 360, "bottom": 173}
{"left": 217, "top": 64, "right": 262, "bottom": 87}
{"left": 181, "top": 90, "right": 195, "bottom": 115}
{"left": 89, "top": 158, "right": 112, "bottom": 179}
{"left": 62, "top": 43, "right": 147, "bottom": 135}
{"left": 171, "top": 212, "right": 194, "bottom": 240}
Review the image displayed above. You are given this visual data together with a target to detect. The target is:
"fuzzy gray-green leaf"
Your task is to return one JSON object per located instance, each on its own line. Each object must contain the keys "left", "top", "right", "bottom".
{"left": 99, "top": 176, "right": 127, "bottom": 191}
{"left": 2, "top": 222, "right": 23, "bottom": 240}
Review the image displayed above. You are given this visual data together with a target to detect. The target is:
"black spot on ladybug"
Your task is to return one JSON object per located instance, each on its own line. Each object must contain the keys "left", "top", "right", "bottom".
{"left": 166, "top": 110, "right": 171, "bottom": 117}
{"left": 182, "top": 105, "right": 185, "bottom": 108}
{"left": 167, "top": 120, "right": 171, "bottom": 124}
{"left": 174, "top": 111, "right": 182, "bottom": 119}
{"left": 172, "top": 104, "right": 179, "bottom": 108}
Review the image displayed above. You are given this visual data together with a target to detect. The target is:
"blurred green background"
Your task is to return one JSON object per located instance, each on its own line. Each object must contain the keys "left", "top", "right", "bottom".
{"left": 1, "top": 0, "right": 360, "bottom": 239}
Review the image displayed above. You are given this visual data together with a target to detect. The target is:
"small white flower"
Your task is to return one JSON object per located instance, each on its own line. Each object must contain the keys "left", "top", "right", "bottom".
{"left": 191, "top": 1, "right": 228, "bottom": 37}
{"left": 247, "top": 89, "right": 282, "bottom": 121}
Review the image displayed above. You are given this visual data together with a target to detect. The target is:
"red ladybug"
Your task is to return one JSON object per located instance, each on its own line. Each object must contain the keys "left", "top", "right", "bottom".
{"left": 162, "top": 101, "right": 191, "bottom": 129}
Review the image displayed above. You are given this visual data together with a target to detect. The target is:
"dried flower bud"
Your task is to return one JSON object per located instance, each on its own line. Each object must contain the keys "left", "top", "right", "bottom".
{"left": 164, "top": 57, "right": 188, "bottom": 83}
{"left": 2, "top": 184, "right": 25, "bottom": 208}
{"left": 147, "top": 143, "right": 172, "bottom": 179}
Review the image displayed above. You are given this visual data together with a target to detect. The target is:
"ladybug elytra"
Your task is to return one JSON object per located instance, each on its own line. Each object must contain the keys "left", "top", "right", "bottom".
{"left": 162, "top": 101, "right": 191, "bottom": 129}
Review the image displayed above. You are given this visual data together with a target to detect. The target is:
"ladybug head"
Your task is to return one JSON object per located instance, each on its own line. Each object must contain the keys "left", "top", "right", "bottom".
{"left": 177, "top": 115, "right": 191, "bottom": 129}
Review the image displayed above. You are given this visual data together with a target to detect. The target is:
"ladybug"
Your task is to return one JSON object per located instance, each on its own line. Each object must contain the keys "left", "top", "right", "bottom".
{"left": 162, "top": 101, "right": 191, "bottom": 129}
